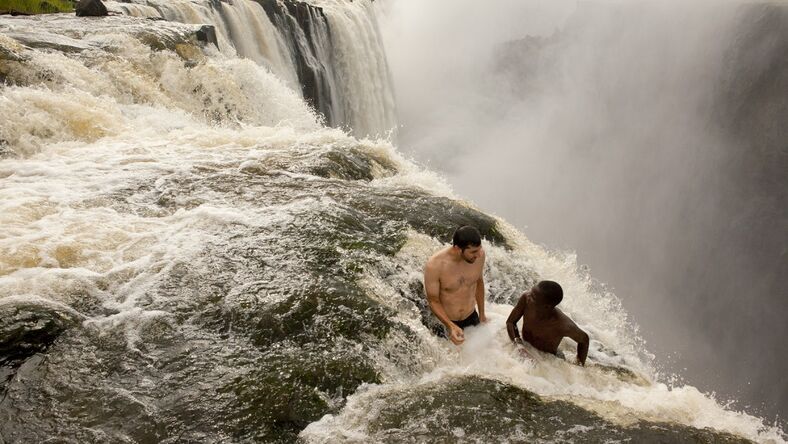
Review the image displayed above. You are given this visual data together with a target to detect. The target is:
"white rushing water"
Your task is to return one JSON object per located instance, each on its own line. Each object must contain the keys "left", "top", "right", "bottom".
{"left": 109, "top": 0, "right": 303, "bottom": 92}
{"left": 104, "top": 0, "right": 396, "bottom": 137}
{"left": 0, "top": 3, "right": 784, "bottom": 443}
{"left": 311, "top": 0, "right": 397, "bottom": 137}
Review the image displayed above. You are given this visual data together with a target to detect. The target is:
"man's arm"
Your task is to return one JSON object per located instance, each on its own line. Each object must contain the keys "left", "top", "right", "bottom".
{"left": 506, "top": 294, "right": 528, "bottom": 343}
{"left": 475, "top": 277, "right": 486, "bottom": 323}
{"left": 424, "top": 261, "right": 464, "bottom": 345}
{"left": 475, "top": 250, "right": 487, "bottom": 322}
{"left": 565, "top": 320, "right": 590, "bottom": 366}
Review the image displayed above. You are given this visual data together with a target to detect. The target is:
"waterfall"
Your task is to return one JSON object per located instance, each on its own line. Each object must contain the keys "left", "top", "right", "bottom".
{"left": 107, "top": 0, "right": 395, "bottom": 137}
{"left": 316, "top": 0, "right": 398, "bottom": 138}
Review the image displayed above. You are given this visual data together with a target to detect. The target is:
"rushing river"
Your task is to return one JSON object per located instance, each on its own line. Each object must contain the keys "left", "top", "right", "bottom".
{"left": 0, "top": 1, "right": 784, "bottom": 443}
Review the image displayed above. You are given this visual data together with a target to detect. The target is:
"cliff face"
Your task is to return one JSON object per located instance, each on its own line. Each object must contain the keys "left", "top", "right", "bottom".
{"left": 711, "top": 7, "right": 788, "bottom": 418}
{"left": 715, "top": 2, "right": 788, "bottom": 211}
{"left": 255, "top": 0, "right": 342, "bottom": 126}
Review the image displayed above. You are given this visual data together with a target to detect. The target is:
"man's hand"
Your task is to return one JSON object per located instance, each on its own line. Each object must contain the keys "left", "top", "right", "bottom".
{"left": 513, "top": 339, "right": 534, "bottom": 360}
{"left": 518, "top": 347, "right": 534, "bottom": 360}
{"left": 448, "top": 324, "right": 465, "bottom": 345}
{"left": 479, "top": 312, "right": 488, "bottom": 323}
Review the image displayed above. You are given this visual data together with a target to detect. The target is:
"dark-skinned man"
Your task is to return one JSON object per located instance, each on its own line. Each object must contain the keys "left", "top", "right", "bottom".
{"left": 506, "top": 280, "right": 590, "bottom": 365}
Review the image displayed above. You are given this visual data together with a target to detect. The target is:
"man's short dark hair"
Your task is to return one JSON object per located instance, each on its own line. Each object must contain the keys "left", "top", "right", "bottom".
{"left": 452, "top": 226, "right": 482, "bottom": 250}
{"left": 536, "top": 280, "right": 563, "bottom": 306}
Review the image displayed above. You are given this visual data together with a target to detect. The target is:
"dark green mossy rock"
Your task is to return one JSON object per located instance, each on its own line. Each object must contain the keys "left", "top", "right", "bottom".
{"left": 365, "top": 376, "right": 752, "bottom": 443}
{"left": 336, "top": 186, "right": 508, "bottom": 248}
{"left": 75, "top": 0, "right": 106, "bottom": 17}
{"left": 0, "top": 299, "right": 82, "bottom": 366}
{"left": 224, "top": 345, "right": 380, "bottom": 443}
{"left": 307, "top": 147, "right": 399, "bottom": 181}
{"left": 236, "top": 145, "right": 399, "bottom": 182}
{"left": 231, "top": 280, "right": 395, "bottom": 348}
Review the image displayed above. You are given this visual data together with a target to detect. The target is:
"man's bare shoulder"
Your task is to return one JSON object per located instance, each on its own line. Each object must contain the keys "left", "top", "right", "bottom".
{"left": 424, "top": 247, "right": 451, "bottom": 269}
{"left": 555, "top": 308, "right": 580, "bottom": 329}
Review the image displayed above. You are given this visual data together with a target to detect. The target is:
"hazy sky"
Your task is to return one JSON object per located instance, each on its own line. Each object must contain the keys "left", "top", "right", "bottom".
{"left": 379, "top": 0, "right": 787, "bottom": 422}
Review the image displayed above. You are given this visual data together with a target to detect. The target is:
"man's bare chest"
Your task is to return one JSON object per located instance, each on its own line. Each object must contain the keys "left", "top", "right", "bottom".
{"left": 523, "top": 314, "right": 562, "bottom": 338}
{"left": 439, "top": 267, "right": 480, "bottom": 292}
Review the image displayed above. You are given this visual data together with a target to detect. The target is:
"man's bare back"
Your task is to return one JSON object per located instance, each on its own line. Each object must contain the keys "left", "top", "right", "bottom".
{"left": 423, "top": 226, "right": 487, "bottom": 345}
{"left": 506, "top": 281, "right": 589, "bottom": 365}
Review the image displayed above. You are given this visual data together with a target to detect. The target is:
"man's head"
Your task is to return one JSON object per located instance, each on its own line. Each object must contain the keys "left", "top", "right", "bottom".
{"left": 533, "top": 280, "right": 563, "bottom": 306}
{"left": 452, "top": 226, "right": 482, "bottom": 264}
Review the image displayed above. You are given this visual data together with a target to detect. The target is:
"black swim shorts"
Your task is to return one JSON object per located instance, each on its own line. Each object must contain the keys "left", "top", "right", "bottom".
{"left": 453, "top": 311, "right": 480, "bottom": 329}
{"left": 432, "top": 311, "right": 481, "bottom": 338}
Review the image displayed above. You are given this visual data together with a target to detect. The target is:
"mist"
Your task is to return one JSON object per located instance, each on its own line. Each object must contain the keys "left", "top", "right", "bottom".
{"left": 378, "top": 0, "right": 788, "bottom": 422}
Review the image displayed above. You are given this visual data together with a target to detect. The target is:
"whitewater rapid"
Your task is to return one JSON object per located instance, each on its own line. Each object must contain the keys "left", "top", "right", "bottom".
{"left": 0, "top": 2, "right": 784, "bottom": 443}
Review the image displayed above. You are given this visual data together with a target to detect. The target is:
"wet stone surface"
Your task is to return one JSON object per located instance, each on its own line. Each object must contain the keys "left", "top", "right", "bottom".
{"left": 364, "top": 376, "right": 753, "bottom": 444}
{"left": 0, "top": 141, "right": 515, "bottom": 442}
{"left": 0, "top": 299, "right": 82, "bottom": 367}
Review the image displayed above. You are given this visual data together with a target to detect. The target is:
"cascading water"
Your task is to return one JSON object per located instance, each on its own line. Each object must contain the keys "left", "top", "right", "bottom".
{"left": 0, "top": 2, "right": 784, "bottom": 443}
{"left": 105, "top": 0, "right": 395, "bottom": 137}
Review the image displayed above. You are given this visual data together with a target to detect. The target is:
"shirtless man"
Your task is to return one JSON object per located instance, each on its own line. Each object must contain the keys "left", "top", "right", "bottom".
{"left": 506, "top": 280, "right": 590, "bottom": 365}
{"left": 423, "top": 226, "right": 487, "bottom": 345}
